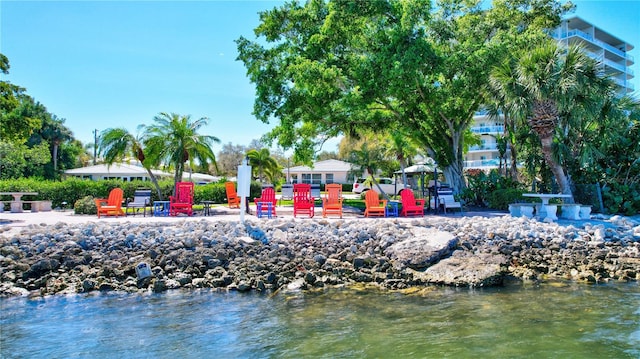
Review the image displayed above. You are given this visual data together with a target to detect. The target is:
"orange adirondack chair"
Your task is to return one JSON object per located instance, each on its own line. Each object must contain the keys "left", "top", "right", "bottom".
{"left": 170, "top": 182, "right": 194, "bottom": 216}
{"left": 95, "top": 188, "right": 125, "bottom": 218}
{"left": 254, "top": 187, "right": 278, "bottom": 217}
{"left": 364, "top": 189, "right": 387, "bottom": 217}
{"left": 293, "top": 183, "right": 315, "bottom": 218}
{"left": 322, "top": 184, "right": 343, "bottom": 218}
{"left": 400, "top": 189, "right": 425, "bottom": 217}
{"left": 225, "top": 181, "right": 241, "bottom": 209}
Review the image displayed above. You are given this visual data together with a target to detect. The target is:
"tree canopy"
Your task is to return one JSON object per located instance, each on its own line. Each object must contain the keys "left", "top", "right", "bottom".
{"left": 236, "top": 0, "right": 572, "bottom": 193}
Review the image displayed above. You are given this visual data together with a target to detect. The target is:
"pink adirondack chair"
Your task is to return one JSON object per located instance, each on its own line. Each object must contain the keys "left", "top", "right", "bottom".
{"left": 399, "top": 189, "right": 425, "bottom": 217}
{"left": 170, "top": 182, "right": 194, "bottom": 216}
{"left": 293, "top": 183, "right": 315, "bottom": 218}
{"left": 254, "top": 187, "right": 278, "bottom": 217}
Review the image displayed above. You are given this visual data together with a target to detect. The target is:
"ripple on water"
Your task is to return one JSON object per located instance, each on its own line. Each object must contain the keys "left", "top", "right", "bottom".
{"left": 1, "top": 283, "right": 639, "bottom": 358}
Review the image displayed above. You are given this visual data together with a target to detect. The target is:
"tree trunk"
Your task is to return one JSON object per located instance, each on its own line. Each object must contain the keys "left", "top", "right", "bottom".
{"left": 442, "top": 164, "right": 466, "bottom": 195}
{"left": 145, "top": 168, "right": 163, "bottom": 200}
{"left": 509, "top": 142, "right": 518, "bottom": 179}
{"left": 539, "top": 135, "right": 574, "bottom": 203}
{"left": 52, "top": 143, "right": 59, "bottom": 172}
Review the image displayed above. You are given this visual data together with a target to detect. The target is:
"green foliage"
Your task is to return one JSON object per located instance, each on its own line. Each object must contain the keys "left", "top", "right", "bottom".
{"left": 247, "top": 148, "right": 281, "bottom": 184}
{"left": 0, "top": 141, "right": 50, "bottom": 179}
{"left": 460, "top": 169, "right": 525, "bottom": 208}
{"left": 601, "top": 183, "right": 640, "bottom": 216}
{"left": 142, "top": 112, "right": 220, "bottom": 185}
{"left": 487, "top": 188, "right": 526, "bottom": 210}
{"left": 73, "top": 196, "right": 97, "bottom": 215}
{"left": 0, "top": 178, "right": 265, "bottom": 210}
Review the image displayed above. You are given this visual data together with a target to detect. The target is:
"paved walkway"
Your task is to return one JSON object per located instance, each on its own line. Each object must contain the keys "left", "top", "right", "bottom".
{"left": 0, "top": 204, "right": 510, "bottom": 236}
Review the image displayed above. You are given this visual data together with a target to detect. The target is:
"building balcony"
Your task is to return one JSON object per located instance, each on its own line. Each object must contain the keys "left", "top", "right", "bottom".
{"left": 463, "top": 159, "right": 501, "bottom": 168}
{"left": 560, "top": 30, "right": 633, "bottom": 62}
{"left": 470, "top": 125, "right": 504, "bottom": 134}
{"left": 468, "top": 144, "right": 498, "bottom": 151}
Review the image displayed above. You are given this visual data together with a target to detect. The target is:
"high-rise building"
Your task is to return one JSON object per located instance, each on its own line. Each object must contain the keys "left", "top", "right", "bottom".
{"left": 464, "top": 16, "right": 635, "bottom": 170}
{"left": 552, "top": 16, "right": 635, "bottom": 96}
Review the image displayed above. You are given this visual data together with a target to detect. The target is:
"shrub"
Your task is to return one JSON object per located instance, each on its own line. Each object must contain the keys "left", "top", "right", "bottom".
{"left": 461, "top": 169, "right": 525, "bottom": 208}
{"left": 487, "top": 188, "right": 526, "bottom": 210}
{"left": 74, "top": 196, "right": 97, "bottom": 215}
{"left": 601, "top": 182, "right": 640, "bottom": 216}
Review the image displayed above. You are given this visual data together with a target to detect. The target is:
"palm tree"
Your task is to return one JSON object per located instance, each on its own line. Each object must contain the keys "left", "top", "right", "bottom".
{"left": 99, "top": 127, "right": 163, "bottom": 199}
{"left": 41, "top": 115, "right": 72, "bottom": 176}
{"left": 490, "top": 41, "right": 604, "bottom": 201}
{"left": 348, "top": 141, "right": 390, "bottom": 199}
{"left": 384, "top": 128, "right": 418, "bottom": 188}
{"left": 142, "top": 112, "right": 220, "bottom": 192}
{"left": 246, "top": 148, "right": 280, "bottom": 184}
{"left": 488, "top": 58, "right": 529, "bottom": 180}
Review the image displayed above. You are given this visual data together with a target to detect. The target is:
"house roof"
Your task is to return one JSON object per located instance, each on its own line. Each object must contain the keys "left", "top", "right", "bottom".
{"left": 286, "top": 159, "right": 353, "bottom": 173}
{"left": 64, "top": 163, "right": 220, "bottom": 182}
{"left": 64, "top": 163, "right": 172, "bottom": 177}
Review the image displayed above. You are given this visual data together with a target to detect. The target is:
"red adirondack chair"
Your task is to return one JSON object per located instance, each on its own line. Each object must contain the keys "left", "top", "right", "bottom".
{"left": 399, "top": 189, "right": 425, "bottom": 217}
{"left": 254, "top": 187, "right": 278, "bottom": 217}
{"left": 170, "top": 182, "right": 194, "bottom": 216}
{"left": 293, "top": 183, "right": 315, "bottom": 218}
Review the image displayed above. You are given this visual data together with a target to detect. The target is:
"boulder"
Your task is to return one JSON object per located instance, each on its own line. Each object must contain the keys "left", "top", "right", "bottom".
{"left": 417, "top": 251, "right": 508, "bottom": 287}
{"left": 384, "top": 228, "right": 457, "bottom": 269}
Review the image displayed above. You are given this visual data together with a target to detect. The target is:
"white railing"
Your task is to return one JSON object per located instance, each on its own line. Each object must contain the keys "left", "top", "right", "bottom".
{"left": 468, "top": 144, "right": 498, "bottom": 151}
{"left": 604, "top": 58, "right": 626, "bottom": 73}
{"left": 470, "top": 125, "right": 504, "bottom": 134}
{"left": 463, "top": 159, "right": 500, "bottom": 168}
{"left": 563, "top": 30, "right": 631, "bottom": 60}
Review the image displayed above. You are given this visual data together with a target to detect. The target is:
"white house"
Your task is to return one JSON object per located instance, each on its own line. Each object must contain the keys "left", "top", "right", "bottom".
{"left": 284, "top": 159, "right": 354, "bottom": 184}
{"left": 64, "top": 163, "right": 221, "bottom": 183}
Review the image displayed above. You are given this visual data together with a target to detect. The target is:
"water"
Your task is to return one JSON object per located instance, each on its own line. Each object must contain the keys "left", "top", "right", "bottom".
{"left": 1, "top": 282, "right": 639, "bottom": 358}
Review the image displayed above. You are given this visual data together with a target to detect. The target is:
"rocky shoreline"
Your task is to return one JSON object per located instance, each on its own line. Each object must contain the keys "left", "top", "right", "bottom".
{"left": 1, "top": 215, "right": 639, "bottom": 297}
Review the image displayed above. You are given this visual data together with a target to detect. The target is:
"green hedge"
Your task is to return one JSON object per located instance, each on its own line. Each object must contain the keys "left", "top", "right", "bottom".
{"left": 0, "top": 178, "right": 264, "bottom": 210}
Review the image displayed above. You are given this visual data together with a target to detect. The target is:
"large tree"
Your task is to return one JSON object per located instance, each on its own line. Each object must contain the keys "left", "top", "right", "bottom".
{"left": 216, "top": 142, "right": 248, "bottom": 177}
{"left": 236, "top": 0, "right": 570, "bottom": 194}
{"left": 142, "top": 112, "right": 220, "bottom": 191}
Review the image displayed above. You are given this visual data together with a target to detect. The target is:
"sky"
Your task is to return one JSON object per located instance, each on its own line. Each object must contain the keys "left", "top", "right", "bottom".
{"left": 1, "top": 0, "right": 639, "bottom": 156}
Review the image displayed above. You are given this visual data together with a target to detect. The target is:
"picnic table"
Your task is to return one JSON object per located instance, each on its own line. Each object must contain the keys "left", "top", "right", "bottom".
{"left": 0, "top": 192, "right": 39, "bottom": 213}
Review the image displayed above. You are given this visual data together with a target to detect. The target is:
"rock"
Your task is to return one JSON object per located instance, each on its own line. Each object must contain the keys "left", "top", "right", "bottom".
{"left": 385, "top": 228, "right": 457, "bottom": 269}
{"left": 418, "top": 252, "right": 507, "bottom": 287}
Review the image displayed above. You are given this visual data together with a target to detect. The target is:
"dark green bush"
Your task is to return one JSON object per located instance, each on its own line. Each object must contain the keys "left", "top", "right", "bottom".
{"left": 461, "top": 169, "right": 526, "bottom": 208}
{"left": 74, "top": 195, "right": 97, "bottom": 215}
{"left": 601, "top": 182, "right": 640, "bottom": 216}
{"left": 487, "top": 188, "right": 526, "bottom": 210}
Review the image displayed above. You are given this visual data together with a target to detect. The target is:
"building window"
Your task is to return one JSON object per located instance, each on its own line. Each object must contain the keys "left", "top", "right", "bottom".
{"left": 326, "top": 174, "right": 334, "bottom": 184}
{"left": 302, "top": 174, "right": 311, "bottom": 184}
{"left": 290, "top": 174, "right": 298, "bottom": 183}
{"left": 312, "top": 174, "right": 321, "bottom": 184}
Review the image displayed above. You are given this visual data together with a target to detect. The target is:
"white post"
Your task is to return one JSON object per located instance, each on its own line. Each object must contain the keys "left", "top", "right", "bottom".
{"left": 237, "top": 156, "right": 252, "bottom": 224}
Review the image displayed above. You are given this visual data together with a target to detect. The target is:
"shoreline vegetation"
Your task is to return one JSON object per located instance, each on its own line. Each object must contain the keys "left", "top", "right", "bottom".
{"left": 1, "top": 214, "right": 639, "bottom": 298}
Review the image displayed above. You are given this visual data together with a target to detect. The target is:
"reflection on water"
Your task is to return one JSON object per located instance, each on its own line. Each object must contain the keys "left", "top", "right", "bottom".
{"left": 1, "top": 282, "right": 639, "bottom": 358}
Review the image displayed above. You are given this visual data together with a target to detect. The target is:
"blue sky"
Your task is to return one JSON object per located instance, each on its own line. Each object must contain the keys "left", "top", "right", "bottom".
{"left": 1, "top": 0, "right": 639, "bottom": 155}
